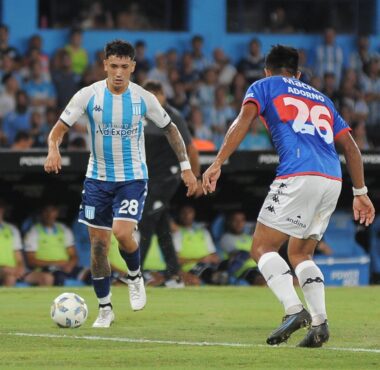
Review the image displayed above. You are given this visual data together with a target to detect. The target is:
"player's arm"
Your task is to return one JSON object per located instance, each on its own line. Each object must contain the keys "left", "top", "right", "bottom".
{"left": 14, "top": 250, "right": 26, "bottom": 278}
{"left": 44, "top": 120, "right": 70, "bottom": 174}
{"left": 202, "top": 102, "right": 258, "bottom": 194}
{"left": 335, "top": 131, "right": 375, "bottom": 226}
{"left": 163, "top": 122, "right": 198, "bottom": 197}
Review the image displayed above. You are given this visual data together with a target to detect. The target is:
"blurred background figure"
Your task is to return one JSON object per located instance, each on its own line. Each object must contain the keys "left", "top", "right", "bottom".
{"left": 0, "top": 199, "right": 25, "bottom": 286}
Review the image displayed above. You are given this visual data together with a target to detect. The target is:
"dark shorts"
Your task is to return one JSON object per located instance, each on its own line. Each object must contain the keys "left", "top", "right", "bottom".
{"left": 79, "top": 178, "right": 148, "bottom": 230}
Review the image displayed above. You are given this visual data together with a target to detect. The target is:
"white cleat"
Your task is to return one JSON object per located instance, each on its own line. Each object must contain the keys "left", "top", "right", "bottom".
{"left": 92, "top": 307, "right": 115, "bottom": 328}
{"left": 127, "top": 273, "right": 146, "bottom": 311}
{"left": 164, "top": 276, "right": 185, "bottom": 289}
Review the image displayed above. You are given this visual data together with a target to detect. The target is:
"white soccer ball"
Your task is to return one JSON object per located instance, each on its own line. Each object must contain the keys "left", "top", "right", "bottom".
{"left": 51, "top": 292, "right": 88, "bottom": 328}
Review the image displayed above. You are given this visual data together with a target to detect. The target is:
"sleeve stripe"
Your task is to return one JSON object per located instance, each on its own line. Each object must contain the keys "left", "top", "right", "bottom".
{"left": 334, "top": 127, "right": 351, "bottom": 140}
{"left": 242, "top": 97, "right": 261, "bottom": 114}
{"left": 59, "top": 118, "right": 71, "bottom": 128}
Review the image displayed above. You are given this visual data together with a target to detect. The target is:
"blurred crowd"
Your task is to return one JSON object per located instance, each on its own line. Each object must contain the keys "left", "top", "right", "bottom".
{"left": 1, "top": 24, "right": 380, "bottom": 152}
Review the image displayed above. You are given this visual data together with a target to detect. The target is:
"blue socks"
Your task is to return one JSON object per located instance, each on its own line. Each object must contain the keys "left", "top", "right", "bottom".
{"left": 119, "top": 247, "right": 140, "bottom": 273}
{"left": 92, "top": 276, "right": 111, "bottom": 300}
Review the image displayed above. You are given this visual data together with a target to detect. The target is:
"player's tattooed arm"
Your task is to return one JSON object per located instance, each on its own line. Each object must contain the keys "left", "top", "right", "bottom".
{"left": 163, "top": 122, "right": 189, "bottom": 163}
{"left": 164, "top": 122, "right": 198, "bottom": 196}
{"left": 91, "top": 238, "right": 111, "bottom": 278}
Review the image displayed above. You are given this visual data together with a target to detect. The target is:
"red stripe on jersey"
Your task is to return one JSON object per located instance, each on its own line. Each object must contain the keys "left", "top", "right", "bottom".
{"left": 273, "top": 94, "right": 334, "bottom": 129}
{"left": 243, "top": 97, "right": 261, "bottom": 113}
{"left": 334, "top": 127, "right": 352, "bottom": 140}
{"left": 275, "top": 171, "right": 342, "bottom": 182}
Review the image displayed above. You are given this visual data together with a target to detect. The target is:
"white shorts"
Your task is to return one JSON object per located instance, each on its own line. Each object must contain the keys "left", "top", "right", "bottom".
{"left": 258, "top": 176, "right": 342, "bottom": 240}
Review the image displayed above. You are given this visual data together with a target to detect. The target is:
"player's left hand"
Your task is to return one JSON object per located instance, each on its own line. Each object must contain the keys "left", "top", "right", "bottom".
{"left": 353, "top": 194, "right": 375, "bottom": 227}
{"left": 202, "top": 162, "right": 221, "bottom": 194}
{"left": 181, "top": 169, "right": 197, "bottom": 197}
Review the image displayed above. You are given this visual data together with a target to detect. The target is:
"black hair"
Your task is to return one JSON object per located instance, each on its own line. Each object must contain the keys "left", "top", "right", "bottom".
{"left": 14, "top": 131, "right": 31, "bottom": 142}
{"left": 143, "top": 80, "right": 164, "bottom": 94}
{"left": 265, "top": 44, "right": 299, "bottom": 75}
{"left": 104, "top": 39, "right": 135, "bottom": 60}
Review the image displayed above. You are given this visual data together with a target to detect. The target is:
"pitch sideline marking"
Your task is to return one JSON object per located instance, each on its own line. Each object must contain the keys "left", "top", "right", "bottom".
{"left": 7, "top": 332, "right": 380, "bottom": 354}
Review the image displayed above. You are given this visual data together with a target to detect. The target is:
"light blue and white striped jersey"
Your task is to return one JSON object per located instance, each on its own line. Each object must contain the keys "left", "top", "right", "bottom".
{"left": 60, "top": 79, "right": 171, "bottom": 182}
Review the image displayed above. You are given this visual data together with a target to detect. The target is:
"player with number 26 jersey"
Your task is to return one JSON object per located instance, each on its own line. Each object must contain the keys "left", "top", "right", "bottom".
{"left": 243, "top": 76, "right": 350, "bottom": 180}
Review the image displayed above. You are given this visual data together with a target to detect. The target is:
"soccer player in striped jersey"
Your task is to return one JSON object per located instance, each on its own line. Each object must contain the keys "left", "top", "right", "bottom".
{"left": 44, "top": 40, "right": 197, "bottom": 328}
{"left": 203, "top": 45, "right": 375, "bottom": 347}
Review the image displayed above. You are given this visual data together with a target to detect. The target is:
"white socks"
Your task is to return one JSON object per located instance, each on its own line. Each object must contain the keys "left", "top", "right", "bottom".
{"left": 295, "top": 260, "right": 327, "bottom": 326}
{"left": 258, "top": 252, "right": 303, "bottom": 315}
{"left": 128, "top": 269, "right": 140, "bottom": 277}
{"left": 98, "top": 293, "right": 112, "bottom": 306}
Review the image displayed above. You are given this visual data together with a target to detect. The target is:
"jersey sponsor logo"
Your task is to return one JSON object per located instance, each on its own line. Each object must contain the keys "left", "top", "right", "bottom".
{"left": 85, "top": 206, "right": 95, "bottom": 220}
{"left": 93, "top": 105, "right": 103, "bottom": 112}
{"left": 97, "top": 124, "right": 138, "bottom": 138}
{"left": 132, "top": 103, "right": 141, "bottom": 116}
{"left": 265, "top": 205, "right": 276, "bottom": 214}
{"left": 245, "top": 92, "right": 255, "bottom": 98}
{"left": 286, "top": 216, "right": 306, "bottom": 228}
{"left": 302, "top": 276, "right": 324, "bottom": 287}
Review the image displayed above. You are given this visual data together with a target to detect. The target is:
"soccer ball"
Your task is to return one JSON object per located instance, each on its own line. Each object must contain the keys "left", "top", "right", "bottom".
{"left": 51, "top": 292, "right": 88, "bottom": 328}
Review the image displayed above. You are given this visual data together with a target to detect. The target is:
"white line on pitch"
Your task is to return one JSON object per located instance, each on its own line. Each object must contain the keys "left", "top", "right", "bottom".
{"left": 7, "top": 332, "right": 380, "bottom": 354}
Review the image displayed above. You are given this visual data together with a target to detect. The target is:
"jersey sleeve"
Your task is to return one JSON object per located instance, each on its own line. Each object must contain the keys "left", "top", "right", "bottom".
{"left": 61, "top": 224, "right": 75, "bottom": 248}
{"left": 59, "top": 86, "right": 92, "bottom": 127}
{"left": 10, "top": 224, "right": 22, "bottom": 251}
{"left": 242, "top": 80, "right": 268, "bottom": 115}
{"left": 24, "top": 227, "right": 38, "bottom": 252}
{"left": 142, "top": 91, "right": 171, "bottom": 128}
{"left": 333, "top": 109, "right": 351, "bottom": 139}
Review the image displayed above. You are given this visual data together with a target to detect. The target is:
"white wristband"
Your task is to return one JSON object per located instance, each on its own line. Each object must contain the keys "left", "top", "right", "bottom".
{"left": 353, "top": 186, "right": 368, "bottom": 196}
{"left": 180, "top": 161, "right": 191, "bottom": 171}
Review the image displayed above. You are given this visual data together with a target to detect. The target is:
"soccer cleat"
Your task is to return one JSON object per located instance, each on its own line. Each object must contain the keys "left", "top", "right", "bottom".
{"left": 92, "top": 307, "right": 115, "bottom": 328}
{"left": 266, "top": 308, "right": 311, "bottom": 345}
{"left": 164, "top": 275, "right": 185, "bottom": 288}
{"left": 127, "top": 273, "right": 146, "bottom": 311}
{"left": 298, "top": 320, "right": 330, "bottom": 348}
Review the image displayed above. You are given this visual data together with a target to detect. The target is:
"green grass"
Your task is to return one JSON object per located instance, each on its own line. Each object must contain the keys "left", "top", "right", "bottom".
{"left": 1, "top": 286, "right": 380, "bottom": 369}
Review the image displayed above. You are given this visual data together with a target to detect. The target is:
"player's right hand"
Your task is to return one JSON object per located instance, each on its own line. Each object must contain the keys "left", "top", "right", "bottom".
{"left": 353, "top": 194, "right": 375, "bottom": 227}
{"left": 202, "top": 162, "right": 221, "bottom": 194}
{"left": 44, "top": 150, "right": 62, "bottom": 174}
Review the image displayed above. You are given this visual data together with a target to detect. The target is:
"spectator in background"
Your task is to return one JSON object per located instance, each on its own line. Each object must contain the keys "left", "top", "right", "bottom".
{"left": 360, "top": 57, "right": 380, "bottom": 143}
{"left": 351, "top": 121, "right": 372, "bottom": 150}
{"left": 191, "top": 66, "right": 218, "bottom": 125}
{"left": 322, "top": 72, "right": 340, "bottom": 107}
{"left": 309, "top": 75, "right": 323, "bottom": 91}
{"left": 220, "top": 211, "right": 263, "bottom": 285}
{"left": 237, "top": 38, "right": 265, "bottom": 85}
{"left": 190, "top": 35, "right": 211, "bottom": 74}
{"left": 268, "top": 6, "right": 294, "bottom": 33}
{"left": 0, "top": 199, "right": 25, "bottom": 286}
{"left": 315, "top": 27, "right": 344, "bottom": 86}
{"left": 90, "top": 50, "right": 107, "bottom": 81}
{"left": 65, "top": 28, "right": 88, "bottom": 76}
{"left": 212, "top": 48, "right": 237, "bottom": 86}
{"left": 0, "top": 73, "right": 18, "bottom": 119}
{"left": 29, "top": 110, "right": 46, "bottom": 147}
{"left": 0, "top": 24, "right": 19, "bottom": 61}
{"left": 188, "top": 106, "right": 215, "bottom": 151}
{"left": 26, "top": 35, "right": 50, "bottom": 80}
{"left": 134, "top": 40, "right": 150, "bottom": 75}
{"left": 51, "top": 49, "right": 79, "bottom": 110}
{"left": 168, "top": 81, "right": 189, "bottom": 116}
{"left": 0, "top": 54, "right": 23, "bottom": 86}
{"left": 11, "top": 131, "right": 33, "bottom": 150}
{"left": 239, "top": 118, "right": 273, "bottom": 151}
{"left": 148, "top": 53, "right": 172, "bottom": 98}
{"left": 166, "top": 48, "right": 179, "bottom": 70}
{"left": 2, "top": 90, "right": 31, "bottom": 146}
{"left": 209, "top": 85, "right": 236, "bottom": 148}
{"left": 24, "top": 60, "right": 56, "bottom": 113}
{"left": 180, "top": 52, "right": 199, "bottom": 95}
{"left": 173, "top": 205, "right": 222, "bottom": 285}
{"left": 24, "top": 203, "right": 79, "bottom": 286}
{"left": 230, "top": 72, "right": 248, "bottom": 111}
{"left": 350, "top": 35, "right": 375, "bottom": 74}
{"left": 298, "top": 49, "right": 313, "bottom": 84}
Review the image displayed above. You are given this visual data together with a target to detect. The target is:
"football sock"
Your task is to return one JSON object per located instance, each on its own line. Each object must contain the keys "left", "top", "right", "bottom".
{"left": 295, "top": 260, "right": 327, "bottom": 326}
{"left": 119, "top": 247, "right": 140, "bottom": 273}
{"left": 92, "top": 276, "right": 111, "bottom": 302}
{"left": 258, "top": 252, "right": 303, "bottom": 315}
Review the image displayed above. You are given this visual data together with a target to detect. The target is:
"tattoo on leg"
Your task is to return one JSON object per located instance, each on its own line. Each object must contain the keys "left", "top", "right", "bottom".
{"left": 91, "top": 238, "right": 111, "bottom": 278}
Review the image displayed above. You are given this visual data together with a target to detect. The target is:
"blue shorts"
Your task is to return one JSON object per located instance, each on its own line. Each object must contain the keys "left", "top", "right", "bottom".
{"left": 79, "top": 178, "right": 148, "bottom": 230}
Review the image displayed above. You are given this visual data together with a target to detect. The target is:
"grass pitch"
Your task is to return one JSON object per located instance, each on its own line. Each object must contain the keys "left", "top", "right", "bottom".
{"left": 1, "top": 286, "right": 380, "bottom": 369}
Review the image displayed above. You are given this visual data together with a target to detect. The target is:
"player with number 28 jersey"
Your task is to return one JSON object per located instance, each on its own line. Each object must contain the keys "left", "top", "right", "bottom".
{"left": 243, "top": 76, "right": 350, "bottom": 180}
